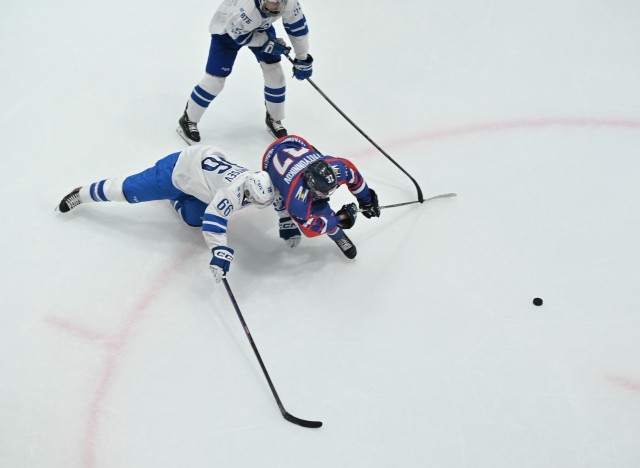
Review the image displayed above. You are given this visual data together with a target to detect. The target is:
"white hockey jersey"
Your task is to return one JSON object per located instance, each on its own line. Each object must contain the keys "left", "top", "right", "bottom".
{"left": 171, "top": 145, "right": 252, "bottom": 252}
{"left": 209, "top": 0, "right": 309, "bottom": 59}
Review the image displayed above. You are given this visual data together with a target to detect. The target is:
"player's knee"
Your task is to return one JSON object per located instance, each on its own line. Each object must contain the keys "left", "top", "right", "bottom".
{"left": 260, "top": 62, "right": 285, "bottom": 87}
{"left": 172, "top": 199, "right": 205, "bottom": 227}
{"left": 200, "top": 73, "right": 226, "bottom": 96}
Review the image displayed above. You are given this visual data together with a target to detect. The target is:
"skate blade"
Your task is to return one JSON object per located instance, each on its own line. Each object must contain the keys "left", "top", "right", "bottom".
{"left": 267, "top": 128, "right": 288, "bottom": 141}
{"left": 176, "top": 127, "right": 195, "bottom": 146}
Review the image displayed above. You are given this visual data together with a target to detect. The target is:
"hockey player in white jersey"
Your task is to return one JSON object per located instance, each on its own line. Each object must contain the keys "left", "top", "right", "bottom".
{"left": 177, "top": 0, "right": 313, "bottom": 144}
{"left": 57, "top": 147, "right": 275, "bottom": 283}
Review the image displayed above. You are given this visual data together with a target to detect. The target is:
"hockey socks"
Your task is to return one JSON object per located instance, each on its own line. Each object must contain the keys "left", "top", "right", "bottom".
{"left": 79, "top": 178, "right": 126, "bottom": 203}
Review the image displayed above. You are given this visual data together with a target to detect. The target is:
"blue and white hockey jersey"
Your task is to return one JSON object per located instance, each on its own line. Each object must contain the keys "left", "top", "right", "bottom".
{"left": 262, "top": 135, "right": 373, "bottom": 238}
{"left": 172, "top": 146, "right": 252, "bottom": 252}
{"left": 209, "top": 0, "right": 310, "bottom": 58}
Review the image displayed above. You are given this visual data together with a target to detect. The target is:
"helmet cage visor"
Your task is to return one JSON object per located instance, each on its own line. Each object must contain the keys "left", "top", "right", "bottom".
{"left": 260, "top": 0, "right": 284, "bottom": 17}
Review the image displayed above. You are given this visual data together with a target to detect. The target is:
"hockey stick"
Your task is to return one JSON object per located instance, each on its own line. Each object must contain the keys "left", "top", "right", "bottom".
{"left": 221, "top": 277, "right": 322, "bottom": 429}
{"left": 357, "top": 192, "right": 458, "bottom": 212}
{"left": 286, "top": 55, "right": 424, "bottom": 203}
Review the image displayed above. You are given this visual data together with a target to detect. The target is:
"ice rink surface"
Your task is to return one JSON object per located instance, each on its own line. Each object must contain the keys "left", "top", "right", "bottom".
{"left": 2, "top": 0, "right": 640, "bottom": 467}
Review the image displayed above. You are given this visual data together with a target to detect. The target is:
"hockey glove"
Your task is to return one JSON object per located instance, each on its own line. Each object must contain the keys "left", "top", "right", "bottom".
{"left": 279, "top": 216, "right": 302, "bottom": 248}
{"left": 292, "top": 54, "right": 313, "bottom": 80}
{"left": 210, "top": 246, "right": 234, "bottom": 283}
{"left": 261, "top": 38, "right": 291, "bottom": 56}
{"left": 337, "top": 203, "right": 358, "bottom": 230}
{"left": 358, "top": 189, "right": 381, "bottom": 219}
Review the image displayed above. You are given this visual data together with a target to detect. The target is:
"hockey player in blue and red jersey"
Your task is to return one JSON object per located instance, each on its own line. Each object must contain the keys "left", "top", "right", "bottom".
{"left": 262, "top": 135, "right": 381, "bottom": 259}
{"left": 178, "top": 0, "right": 313, "bottom": 144}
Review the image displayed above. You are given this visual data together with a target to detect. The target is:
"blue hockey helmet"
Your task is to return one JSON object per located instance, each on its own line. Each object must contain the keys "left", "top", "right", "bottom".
{"left": 304, "top": 160, "right": 337, "bottom": 196}
{"left": 259, "top": 0, "right": 285, "bottom": 17}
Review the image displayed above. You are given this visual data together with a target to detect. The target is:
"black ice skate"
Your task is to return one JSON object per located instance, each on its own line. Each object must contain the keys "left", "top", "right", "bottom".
{"left": 57, "top": 187, "right": 82, "bottom": 213}
{"left": 265, "top": 112, "right": 287, "bottom": 139}
{"left": 177, "top": 108, "right": 201, "bottom": 145}
{"left": 334, "top": 234, "right": 357, "bottom": 259}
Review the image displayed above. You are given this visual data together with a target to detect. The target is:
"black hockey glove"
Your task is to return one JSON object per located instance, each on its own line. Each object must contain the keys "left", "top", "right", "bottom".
{"left": 279, "top": 216, "right": 302, "bottom": 248}
{"left": 261, "top": 37, "right": 291, "bottom": 56}
{"left": 292, "top": 54, "right": 313, "bottom": 80}
{"left": 358, "top": 189, "right": 381, "bottom": 219}
{"left": 337, "top": 203, "right": 358, "bottom": 230}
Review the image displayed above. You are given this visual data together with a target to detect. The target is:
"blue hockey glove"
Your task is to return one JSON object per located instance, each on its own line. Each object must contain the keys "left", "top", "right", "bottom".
{"left": 337, "top": 203, "right": 358, "bottom": 230}
{"left": 292, "top": 54, "right": 313, "bottom": 80}
{"left": 358, "top": 189, "right": 381, "bottom": 219}
{"left": 261, "top": 37, "right": 291, "bottom": 56}
{"left": 210, "top": 246, "right": 234, "bottom": 283}
{"left": 279, "top": 216, "right": 302, "bottom": 248}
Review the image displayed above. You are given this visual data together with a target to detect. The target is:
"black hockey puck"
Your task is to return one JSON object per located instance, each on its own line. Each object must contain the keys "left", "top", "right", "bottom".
{"left": 533, "top": 298, "right": 543, "bottom": 306}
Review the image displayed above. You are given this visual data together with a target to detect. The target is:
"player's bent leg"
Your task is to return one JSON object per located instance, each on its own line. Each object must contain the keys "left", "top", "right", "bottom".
{"left": 171, "top": 195, "right": 207, "bottom": 227}
{"left": 185, "top": 74, "right": 227, "bottom": 124}
{"left": 259, "top": 61, "right": 287, "bottom": 138}
{"left": 259, "top": 61, "right": 286, "bottom": 122}
{"left": 328, "top": 227, "right": 357, "bottom": 259}
{"left": 178, "top": 34, "right": 240, "bottom": 143}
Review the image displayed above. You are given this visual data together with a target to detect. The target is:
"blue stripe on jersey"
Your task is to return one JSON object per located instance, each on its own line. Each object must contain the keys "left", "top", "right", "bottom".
{"left": 284, "top": 17, "right": 308, "bottom": 37}
{"left": 203, "top": 213, "right": 228, "bottom": 226}
{"left": 265, "top": 85, "right": 286, "bottom": 103}
{"left": 202, "top": 223, "right": 227, "bottom": 234}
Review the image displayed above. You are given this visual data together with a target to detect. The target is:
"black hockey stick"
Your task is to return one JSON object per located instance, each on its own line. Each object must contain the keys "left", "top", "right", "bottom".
{"left": 357, "top": 192, "right": 457, "bottom": 212}
{"left": 286, "top": 55, "right": 424, "bottom": 203}
{"left": 221, "top": 277, "right": 322, "bottom": 429}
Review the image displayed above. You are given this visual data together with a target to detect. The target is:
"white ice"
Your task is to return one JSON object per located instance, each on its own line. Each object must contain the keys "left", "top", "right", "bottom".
{"left": 2, "top": 0, "right": 640, "bottom": 467}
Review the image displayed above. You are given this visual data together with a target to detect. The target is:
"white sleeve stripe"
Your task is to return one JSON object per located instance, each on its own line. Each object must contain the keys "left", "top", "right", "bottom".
{"left": 203, "top": 221, "right": 227, "bottom": 230}
{"left": 351, "top": 184, "right": 367, "bottom": 195}
{"left": 265, "top": 91, "right": 285, "bottom": 98}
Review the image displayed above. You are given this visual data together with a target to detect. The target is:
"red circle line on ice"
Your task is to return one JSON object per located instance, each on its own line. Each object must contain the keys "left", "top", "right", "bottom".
{"left": 348, "top": 117, "right": 640, "bottom": 157}
{"left": 44, "top": 115, "right": 640, "bottom": 468}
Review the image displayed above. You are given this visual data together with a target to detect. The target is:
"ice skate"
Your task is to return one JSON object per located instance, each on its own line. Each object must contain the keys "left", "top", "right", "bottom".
{"left": 177, "top": 108, "right": 201, "bottom": 145}
{"left": 334, "top": 234, "right": 357, "bottom": 259}
{"left": 265, "top": 112, "right": 287, "bottom": 139}
{"left": 57, "top": 187, "right": 82, "bottom": 213}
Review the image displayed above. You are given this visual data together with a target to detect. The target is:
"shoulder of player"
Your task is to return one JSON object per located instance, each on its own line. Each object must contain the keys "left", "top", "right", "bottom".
{"left": 214, "top": 183, "right": 248, "bottom": 212}
{"left": 282, "top": 0, "right": 302, "bottom": 18}
{"left": 321, "top": 156, "right": 356, "bottom": 179}
{"left": 284, "top": 178, "right": 312, "bottom": 213}
{"left": 227, "top": 0, "right": 264, "bottom": 27}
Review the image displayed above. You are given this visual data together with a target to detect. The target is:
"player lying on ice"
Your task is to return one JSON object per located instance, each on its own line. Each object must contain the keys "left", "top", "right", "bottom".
{"left": 263, "top": 135, "right": 381, "bottom": 259}
{"left": 56, "top": 146, "right": 274, "bottom": 283}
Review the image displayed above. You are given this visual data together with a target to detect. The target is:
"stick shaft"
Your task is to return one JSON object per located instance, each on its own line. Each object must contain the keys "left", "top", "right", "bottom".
{"left": 287, "top": 55, "right": 424, "bottom": 203}
{"left": 357, "top": 193, "right": 457, "bottom": 212}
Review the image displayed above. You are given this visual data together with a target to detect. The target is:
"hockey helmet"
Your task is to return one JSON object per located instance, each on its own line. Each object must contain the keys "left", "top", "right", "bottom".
{"left": 259, "top": 0, "right": 285, "bottom": 17}
{"left": 244, "top": 171, "right": 275, "bottom": 208}
{"left": 304, "top": 160, "right": 337, "bottom": 195}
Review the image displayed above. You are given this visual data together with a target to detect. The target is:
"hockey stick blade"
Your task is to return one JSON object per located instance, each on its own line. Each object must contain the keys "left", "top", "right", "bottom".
{"left": 283, "top": 411, "right": 323, "bottom": 428}
{"left": 222, "top": 278, "right": 323, "bottom": 429}
{"left": 357, "top": 192, "right": 457, "bottom": 212}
